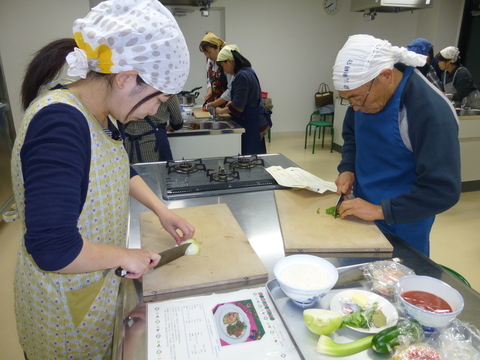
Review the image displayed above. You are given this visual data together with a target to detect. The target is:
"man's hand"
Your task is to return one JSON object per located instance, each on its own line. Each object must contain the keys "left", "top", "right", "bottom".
{"left": 335, "top": 171, "right": 355, "bottom": 196}
{"left": 337, "top": 197, "right": 384, "bottom": 221}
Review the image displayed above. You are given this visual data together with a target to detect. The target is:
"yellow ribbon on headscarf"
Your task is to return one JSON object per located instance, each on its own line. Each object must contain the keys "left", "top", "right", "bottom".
{"left": 73, "top": 32, "right": 114, "bottom": 74}
{"left": 201, "top": 32, "right": 226, "bottom": 49}
{"left": 216, "top": 44, "right": 240, "bottom": 62}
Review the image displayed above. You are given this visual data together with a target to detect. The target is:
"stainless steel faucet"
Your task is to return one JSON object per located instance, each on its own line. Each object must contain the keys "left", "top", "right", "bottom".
{"left": 207, "top": 105, "right": 217, "bottom": 121}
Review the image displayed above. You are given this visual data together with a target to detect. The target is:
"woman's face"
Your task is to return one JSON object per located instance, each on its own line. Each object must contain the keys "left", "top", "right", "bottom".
{"left": 203, "top": 46, "right": 221, "bottom": 61}
{"left": 218, "top": 59, "right": 235, "bottom": 75}
{"left": 112, "top": 75, "right": 172, "bottom": 123}
{"left": 127, "top": 91, "right": 172, "bottom": 123}
{"left": 438, "top": 59, "right": 449, "bottom": 71}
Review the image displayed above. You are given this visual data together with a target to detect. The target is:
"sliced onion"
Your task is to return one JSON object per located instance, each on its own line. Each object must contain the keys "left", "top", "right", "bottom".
{"left": 182, "top": 238, "right": 200, "bottom": 255}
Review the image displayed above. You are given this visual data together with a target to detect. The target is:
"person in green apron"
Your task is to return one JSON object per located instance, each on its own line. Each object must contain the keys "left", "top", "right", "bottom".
{"left": 9, "top": 1, "right": 194, "bottom": 359}
{"left": 435, "top": 46, "right": 480, "bottom": 109}
{"left": 332, "top": 34, "right": 461, "bottom": 256}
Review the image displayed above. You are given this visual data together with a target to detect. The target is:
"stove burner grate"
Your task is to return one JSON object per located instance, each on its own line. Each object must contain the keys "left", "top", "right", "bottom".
{"left": 207, "top": 167, "right": 240, "bottom": 182}
{"left": 224, "top": 154, "right": 265, "bottom": 170}
{"left": 166, "top": 158, "right": 207, "bottom": 174}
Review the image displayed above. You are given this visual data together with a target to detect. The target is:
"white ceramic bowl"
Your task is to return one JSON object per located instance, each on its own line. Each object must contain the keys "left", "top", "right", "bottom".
{"left": 273, "top": 255, "right": 338, "bottom": 307}
{"left": 394, "top": 275, "right": 464, "bottom": 332}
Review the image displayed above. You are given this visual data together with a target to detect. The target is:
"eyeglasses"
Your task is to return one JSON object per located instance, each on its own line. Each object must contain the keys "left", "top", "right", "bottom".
{"left": 340, "top": 79, "right": 375, "bottom": 108}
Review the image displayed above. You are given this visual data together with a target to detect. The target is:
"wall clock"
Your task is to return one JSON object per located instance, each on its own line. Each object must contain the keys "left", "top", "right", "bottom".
{"left": 323, "top": 0, "right": 340, "bottom": 15}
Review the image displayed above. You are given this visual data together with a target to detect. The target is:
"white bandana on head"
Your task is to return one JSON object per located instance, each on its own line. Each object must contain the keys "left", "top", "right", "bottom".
{"left": 439, "top": 46, "right": 460, "bottom": 62}
{"left": 67, "top": 0, "right": 190, "bottom": 94}
{"left": 332, "top": 34, "right": 426, "bottom": 91}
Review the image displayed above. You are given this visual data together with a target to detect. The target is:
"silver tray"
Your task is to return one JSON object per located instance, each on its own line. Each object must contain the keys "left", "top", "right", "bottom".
{"left": 266, "top": 279, "right": 398, "bottom": 360}
{"left": 267, "top": 279, "right": 480, "bottom": 359}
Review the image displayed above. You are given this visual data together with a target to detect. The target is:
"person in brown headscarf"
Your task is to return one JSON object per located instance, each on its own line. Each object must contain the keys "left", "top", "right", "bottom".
{"left": 199, "top": 32, "right": 233, "bottom": 108}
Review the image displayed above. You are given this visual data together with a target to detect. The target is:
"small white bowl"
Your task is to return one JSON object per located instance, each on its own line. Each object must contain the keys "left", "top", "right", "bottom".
{"left": 394, "top": 275, "right": 464, "bottom": 332}
{"left": 274, "top": 255, "right": 338, "bottom": 307}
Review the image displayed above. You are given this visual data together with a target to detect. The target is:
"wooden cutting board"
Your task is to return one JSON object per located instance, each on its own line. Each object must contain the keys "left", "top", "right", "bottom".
{"left": 141, "top": 204, "right": 267, "bottom": 300}
{"left": 193, "top": 108, "right": 211, "bottom": 119}
{"left": 192, "top": 109, "right": 231, "bottom": 119}
{"left": 274, "top": 190, "right": 393, "bottom": 256}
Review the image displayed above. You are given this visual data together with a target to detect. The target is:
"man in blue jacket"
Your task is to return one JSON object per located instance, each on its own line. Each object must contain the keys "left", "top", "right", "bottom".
{"left": 332, "top": 34, "right": 461, "bottom": 256}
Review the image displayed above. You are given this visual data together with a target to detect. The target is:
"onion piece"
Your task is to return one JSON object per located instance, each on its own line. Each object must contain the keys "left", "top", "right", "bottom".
{"left": 182, "top": 238, "right": 200, "bottom": 255}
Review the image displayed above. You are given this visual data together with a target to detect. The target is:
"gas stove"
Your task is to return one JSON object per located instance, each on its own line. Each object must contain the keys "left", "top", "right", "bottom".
{"left": 133, "top": 154, "right": 298, "bottom": 200}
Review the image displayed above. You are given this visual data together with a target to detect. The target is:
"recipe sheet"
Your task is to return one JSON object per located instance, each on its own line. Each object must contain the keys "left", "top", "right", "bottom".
{"left": 266, "top": 166, "right": 337, "bottom": 194}
{"left": 147, "top": 287, "right": 301, "bottom": 360}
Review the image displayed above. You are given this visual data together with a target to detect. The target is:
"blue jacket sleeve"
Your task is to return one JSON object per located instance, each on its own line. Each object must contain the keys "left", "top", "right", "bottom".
{"left": 337, "top": 107, "right": 356, "bottom": 174}
{"left": 381, "top": 73, "right": 461, "bottom": 225}
{"left": 21, "top": 104, "right": 90, "bottom": 271}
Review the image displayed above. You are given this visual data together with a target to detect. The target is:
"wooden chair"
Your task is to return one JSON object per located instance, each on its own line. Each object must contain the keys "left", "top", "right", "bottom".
{"left": 304, "top": 111, "right": 334, "bottom": 153}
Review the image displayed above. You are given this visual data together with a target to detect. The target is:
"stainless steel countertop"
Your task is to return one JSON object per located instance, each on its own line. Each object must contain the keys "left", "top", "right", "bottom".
{"left": 114, "top": 162, "right": 480, "bottom": 360}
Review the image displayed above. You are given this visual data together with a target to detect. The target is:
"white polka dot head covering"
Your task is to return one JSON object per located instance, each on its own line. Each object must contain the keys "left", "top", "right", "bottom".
{"left": 439, "top": 46, "right": 460, "bottom": 62}
{"left": 67, "top": 0, "right": 189, "bottom": 94}
{"left": 332, "top": 34, "right": 426, "bottom": 91}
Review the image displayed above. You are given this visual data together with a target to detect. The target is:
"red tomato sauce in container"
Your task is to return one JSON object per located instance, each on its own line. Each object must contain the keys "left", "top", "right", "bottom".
{"left": 401, "top": 291, "right": 453, "bottom": 314}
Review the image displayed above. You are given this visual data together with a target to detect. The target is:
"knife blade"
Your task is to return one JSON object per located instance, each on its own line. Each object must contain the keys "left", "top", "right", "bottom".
{"left": 115, "top": 242, "right": 190, "bottom": 277}
{"left": 335, "top": 258, "right": 403, "bottom": 286}
{"left": 334, "top": 193, "right": 346, "bottom": 218}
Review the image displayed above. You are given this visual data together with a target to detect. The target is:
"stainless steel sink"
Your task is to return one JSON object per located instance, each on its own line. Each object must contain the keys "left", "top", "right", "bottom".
{"left": 456, "top": 109, "right": 480, "bottom": 117}
{"left": 183, "top": 121, "right": 234, "bottom": 130}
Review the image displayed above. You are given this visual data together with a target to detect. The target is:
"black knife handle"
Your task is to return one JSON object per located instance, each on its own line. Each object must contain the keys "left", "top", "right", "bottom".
{"left": 115, "top": 267, "right": 128, "bottom": 277}
{"left": 115, "top": 258, "right": 155, "bottom": 277}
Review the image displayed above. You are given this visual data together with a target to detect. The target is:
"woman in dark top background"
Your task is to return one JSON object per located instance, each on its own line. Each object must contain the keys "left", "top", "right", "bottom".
{"left": 215, "top": 45, "right": 272, "bottom": 155}
{"left": 124, "top": 95, "right": 183, "bottom": 162}
{"left": 436, "top": 46, "right": 480, "bottom": 109}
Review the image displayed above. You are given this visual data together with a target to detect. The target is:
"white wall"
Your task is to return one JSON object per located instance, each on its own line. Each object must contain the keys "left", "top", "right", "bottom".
{"left": 0, "top": 1, "right": 90, "bottom": 129}
{"left": 0, "top": 0, "right": 465, "bottom": 136}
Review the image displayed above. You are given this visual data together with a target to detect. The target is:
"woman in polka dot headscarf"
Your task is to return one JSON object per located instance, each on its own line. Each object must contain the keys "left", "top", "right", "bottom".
{"left": 11, "top": 1, "right": 194, "bottom": 359}
{"left": 435, "top": 46, "right": 480, "bottom": 109}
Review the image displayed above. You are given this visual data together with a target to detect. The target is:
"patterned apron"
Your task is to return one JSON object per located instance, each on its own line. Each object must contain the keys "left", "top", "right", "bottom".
{"left": 207, "top": 60, "right": 227, "bottom": 102}
{"left": 353, "top": 66, "right": 434, "bottom": 256}
{"left": 10, "top": 88, "right": 130, "bottom": 360}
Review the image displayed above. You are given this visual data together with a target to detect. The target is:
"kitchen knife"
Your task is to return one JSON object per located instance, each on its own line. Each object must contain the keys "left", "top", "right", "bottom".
{"left": 334, "top": 193, "right": 346, "bottom": 218}
{"left": 114, "top": 242, "right": 190, "bottom": 277}
{"left": 335, "top": 258, "right": 403, "bottom": 286}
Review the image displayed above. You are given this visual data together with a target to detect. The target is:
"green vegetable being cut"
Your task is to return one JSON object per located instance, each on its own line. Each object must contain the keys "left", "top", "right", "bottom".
{"left": 325, "top": 206, "right": 340, "bottom": 218}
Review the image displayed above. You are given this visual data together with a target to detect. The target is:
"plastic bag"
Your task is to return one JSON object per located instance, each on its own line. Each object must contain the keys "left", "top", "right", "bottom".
{"left": 363, "top": 261, "right": 415, "bottom": 299}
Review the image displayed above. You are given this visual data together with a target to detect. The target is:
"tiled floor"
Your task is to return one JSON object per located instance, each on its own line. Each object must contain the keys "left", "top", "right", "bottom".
{"left": 1, "top": 133, "right": 478, "bottom": 358}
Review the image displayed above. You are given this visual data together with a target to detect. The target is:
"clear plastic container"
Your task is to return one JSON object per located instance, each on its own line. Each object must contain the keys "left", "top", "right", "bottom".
{"left": 363, "top": 261, "right": 415, "bottom": 299}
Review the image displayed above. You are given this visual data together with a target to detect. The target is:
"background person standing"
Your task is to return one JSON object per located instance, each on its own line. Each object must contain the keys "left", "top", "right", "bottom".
{"left": 124, "top": 95, "right": 183, "bottom": 162}
{"left": 199, "top": 32, "right": 233, "bottom": 108}
{"left": 215, "top": 45, "right": 272, "bottom": 155}
{"left": 436, "top": 46, "right": 480, "bottom": 109}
